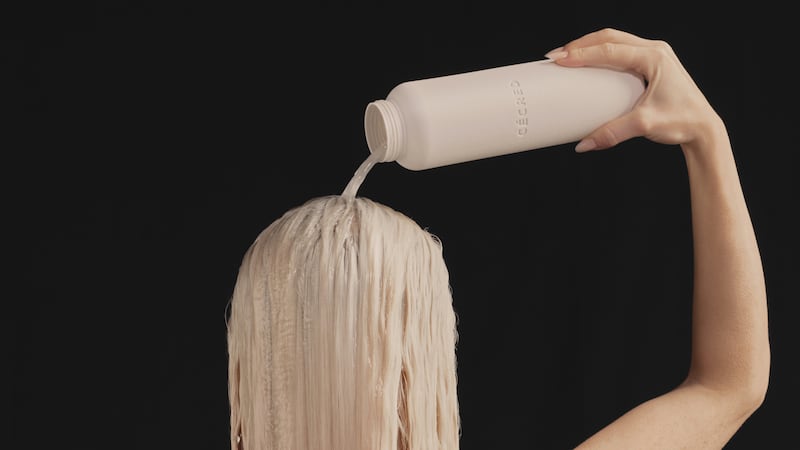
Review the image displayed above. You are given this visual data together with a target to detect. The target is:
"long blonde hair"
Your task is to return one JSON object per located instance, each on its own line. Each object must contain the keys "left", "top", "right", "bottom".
{"left": 226, "top": 195, "right": 460, "bottom": 449}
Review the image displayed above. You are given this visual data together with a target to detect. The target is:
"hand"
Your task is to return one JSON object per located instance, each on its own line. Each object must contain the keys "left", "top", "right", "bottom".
{"left": 545, "top": 28, "right": 724, "bottom": 153}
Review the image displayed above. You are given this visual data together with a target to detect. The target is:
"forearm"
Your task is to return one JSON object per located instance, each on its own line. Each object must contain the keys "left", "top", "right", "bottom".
{"left": 576, "top": 120, "right": 771, "bottom": 449}
{"left": 560, "top": 29, "right": 772, "bottom": 449}
{"left": 680, "top": 118, "right": 770, "bottom": 407}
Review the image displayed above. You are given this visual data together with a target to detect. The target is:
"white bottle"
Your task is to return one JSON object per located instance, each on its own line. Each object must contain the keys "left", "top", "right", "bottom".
{"left": 364, "top": 59, "right": 645, "bottom": 170}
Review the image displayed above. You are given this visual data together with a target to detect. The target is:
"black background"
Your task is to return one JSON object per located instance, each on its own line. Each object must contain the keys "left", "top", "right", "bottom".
{"left": 8, "top": 1, "right": 797, "bottom": 449}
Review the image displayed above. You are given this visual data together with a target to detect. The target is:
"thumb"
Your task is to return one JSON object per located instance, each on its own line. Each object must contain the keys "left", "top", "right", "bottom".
{"left": 574, "top": 110, "right": 644, "bottom": 153}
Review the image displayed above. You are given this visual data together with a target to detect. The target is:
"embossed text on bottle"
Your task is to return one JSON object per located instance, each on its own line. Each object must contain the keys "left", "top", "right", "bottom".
{"left": 509, "top": 80, "right": 528, "bottom": 136}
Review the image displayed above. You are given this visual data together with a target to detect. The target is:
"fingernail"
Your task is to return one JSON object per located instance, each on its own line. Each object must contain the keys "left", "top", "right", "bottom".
{"left": 545, "top": 50, "right": 568, "bottom": 61}
{"left": 575, "top": 138, "right": 596, "bottom": 152}
{"left": 544, "top": 46, "right": 564, "bottom": 58}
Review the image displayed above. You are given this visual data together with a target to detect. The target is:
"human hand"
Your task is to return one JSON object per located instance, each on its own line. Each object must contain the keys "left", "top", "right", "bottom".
{"left": 545, "top": 28, "right": 724, "bottom": 153}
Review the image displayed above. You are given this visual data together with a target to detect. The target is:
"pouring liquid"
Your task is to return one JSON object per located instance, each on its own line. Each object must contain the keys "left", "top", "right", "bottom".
{"left": 341, "top": 151, "right": 381, "bottom": 200}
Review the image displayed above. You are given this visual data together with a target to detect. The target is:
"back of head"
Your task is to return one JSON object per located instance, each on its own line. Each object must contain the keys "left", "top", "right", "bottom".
{"left": 227, "top": 195, "right": 460, "bottom": 450}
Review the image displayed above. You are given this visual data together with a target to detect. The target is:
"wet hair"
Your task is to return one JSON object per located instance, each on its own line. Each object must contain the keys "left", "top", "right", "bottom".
{"left": 227, "top": 195, "right": 460, "bottom": 449}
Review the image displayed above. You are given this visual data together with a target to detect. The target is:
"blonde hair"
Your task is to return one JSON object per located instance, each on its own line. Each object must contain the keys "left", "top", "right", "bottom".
{"left": 226, "top": 195, "right": 460, "bottom": 450}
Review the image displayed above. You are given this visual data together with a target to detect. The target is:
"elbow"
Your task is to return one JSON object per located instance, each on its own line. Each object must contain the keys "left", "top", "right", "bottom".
{"left": 740, "top": 381, "right": 767, "bottom": 418}
{"left": 735, "top": 348, "right": 771, "bottom": 417}
{"left": 743, "top": 357, "right": 770, "bottom": 414}
{"left": 687, "top": 348, "right": 771, "bottom": 418}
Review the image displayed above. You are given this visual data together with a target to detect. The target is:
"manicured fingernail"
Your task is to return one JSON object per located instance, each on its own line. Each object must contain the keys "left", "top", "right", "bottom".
{"left": 545, "top": 50, "right": 568, "bottom": 61}
{"left": 544, "top": 46, "right": 564, "bottom": 57}
{"left": 575, "top": 138, "right": 596, "bottom": 152}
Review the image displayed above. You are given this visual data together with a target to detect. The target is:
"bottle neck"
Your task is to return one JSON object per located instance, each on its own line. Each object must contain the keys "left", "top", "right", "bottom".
{"left": 364, "top": 100, "right": 403, "bottom": 162}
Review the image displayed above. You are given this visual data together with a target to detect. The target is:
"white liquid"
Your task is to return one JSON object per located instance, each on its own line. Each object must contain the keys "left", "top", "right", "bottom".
{"left": 341, "top": 151, "right": 381, "bottom": 199}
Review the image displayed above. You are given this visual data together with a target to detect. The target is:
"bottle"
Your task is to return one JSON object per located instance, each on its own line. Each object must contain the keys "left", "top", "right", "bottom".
{"left": 364, "top": 59, "right": 645, "bottom": 170}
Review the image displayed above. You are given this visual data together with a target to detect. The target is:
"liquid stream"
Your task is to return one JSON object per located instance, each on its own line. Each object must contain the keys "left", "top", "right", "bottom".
{"left": 341, "top": 151, "right": 381, "bottom": 200}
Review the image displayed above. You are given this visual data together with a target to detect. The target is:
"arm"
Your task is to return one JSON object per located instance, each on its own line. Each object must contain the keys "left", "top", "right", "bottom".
{"left": 548, "top": 29, "right": 770, "bottom": 449}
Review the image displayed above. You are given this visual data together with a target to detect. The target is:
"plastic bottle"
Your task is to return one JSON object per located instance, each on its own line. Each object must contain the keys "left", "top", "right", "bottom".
{"left": 363, "top": 59, "right": 645, "bottom": 170}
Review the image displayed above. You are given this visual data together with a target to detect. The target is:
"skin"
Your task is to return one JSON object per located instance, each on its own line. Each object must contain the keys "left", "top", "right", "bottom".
{"left": 546, "top": 29, "right": 770, "bottom": 449}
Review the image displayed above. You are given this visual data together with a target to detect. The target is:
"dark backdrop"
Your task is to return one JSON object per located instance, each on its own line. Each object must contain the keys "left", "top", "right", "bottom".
{"left": 8, "top": 1, "right": 796, "bottom": 448}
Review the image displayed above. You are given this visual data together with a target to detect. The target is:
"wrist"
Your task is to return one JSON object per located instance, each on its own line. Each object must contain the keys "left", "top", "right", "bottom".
{"left": 680, "top": 114, "right": 741, "bottom": 187}
{"left": 680, "top": 114, "right": 729, "bottom": 160}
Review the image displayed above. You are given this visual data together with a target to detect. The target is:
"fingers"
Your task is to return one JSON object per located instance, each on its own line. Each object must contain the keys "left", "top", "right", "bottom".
{"left": 574, "top": 109, "right": 647, "bottom": 152}
{"left": 545, "top": 28, "right": 664, "bottom": 78}
{"left": 544, "top": 28, "right": 678, "bottom": 152}
{"left": 545, "top": 28, "right": 656, "bottom": 58}
{"left": 563, "top": 27, "right": 656, "bottom": 51}
{"left": 550, "top": 42, "right": 656, "bottom": 80}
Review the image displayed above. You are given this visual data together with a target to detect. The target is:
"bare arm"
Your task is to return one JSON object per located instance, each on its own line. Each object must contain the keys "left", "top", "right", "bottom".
{"left": 548, "top": 29, "right": 770, "bottom": 449}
